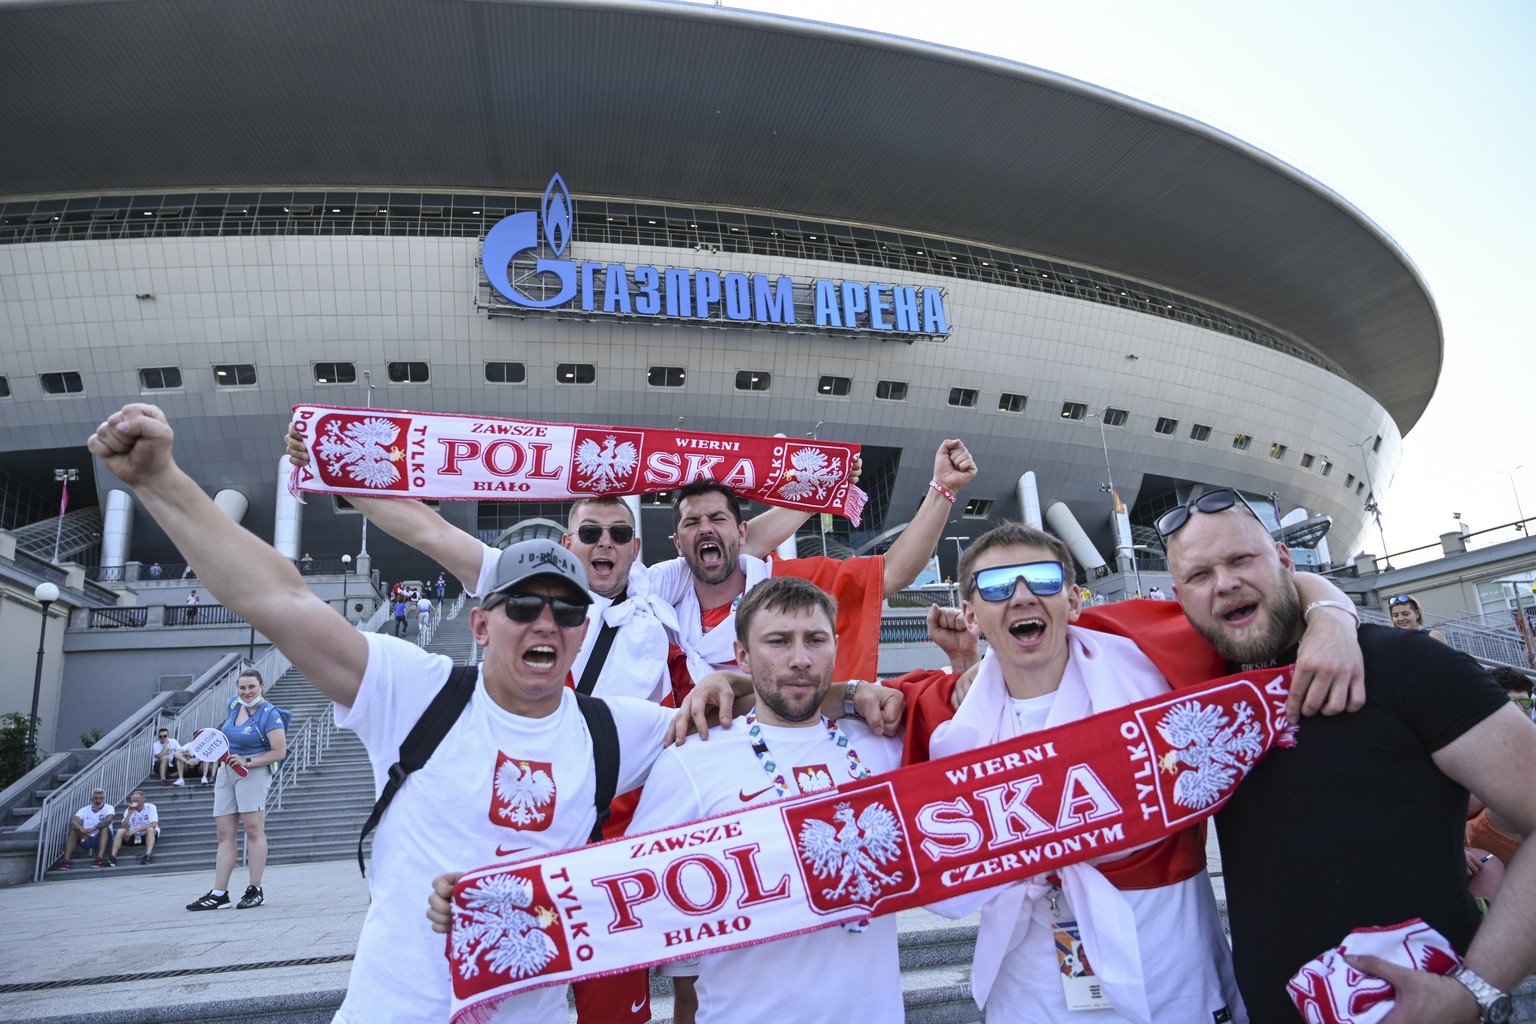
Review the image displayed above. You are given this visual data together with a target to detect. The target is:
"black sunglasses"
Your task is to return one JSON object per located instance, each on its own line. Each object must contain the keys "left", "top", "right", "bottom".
{"left": 488, "top": 593, "right": 589, "bottom": 628}
{"left": 575, "top": 523, "right": 634, "bottom": 545}
{"left": 971, "top": 561, "right": 1067, "bottom": 602}
{"left": 1154, "top": 488, "right": 1263, "bottom": 542}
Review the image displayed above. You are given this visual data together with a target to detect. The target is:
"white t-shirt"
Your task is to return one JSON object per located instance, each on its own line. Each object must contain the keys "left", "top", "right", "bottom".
{"left": 629, "top": 715, "right": 906, "bottom": 1024}
{"left": 473, "top": 543, "right": 668, "bottom": 702}
{"left": 124, "top": 803, "right": 160, "bottom": 834}
{"left": 416, "top": 598, "right": 432, "bottom": 616}
{"left": 332, "top": 633, "right": 672, "bottom": 1024}
{"left": 151, "top": 739, "right": 181, "bottom": 759}
{"left": 75, "top": 803, "right": 114, "bottom": 831}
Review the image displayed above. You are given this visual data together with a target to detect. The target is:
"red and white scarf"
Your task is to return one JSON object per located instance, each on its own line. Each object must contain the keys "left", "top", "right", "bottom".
{"left": 288, "top": 404, "right": 867, "bottom": 522}
{"left": 445, "top": 665, "right": 1297, "bottom": 1023}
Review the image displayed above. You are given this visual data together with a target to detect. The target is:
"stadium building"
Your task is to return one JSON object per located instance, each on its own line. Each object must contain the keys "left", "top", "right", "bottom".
{"left": 0, "top": 0, "right": 1440, "bottom": 587}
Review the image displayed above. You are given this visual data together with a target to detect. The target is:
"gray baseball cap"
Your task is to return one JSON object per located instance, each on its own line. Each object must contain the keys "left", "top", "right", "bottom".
{"left": 483, "top": 539, "right": 592, "bottom": 605}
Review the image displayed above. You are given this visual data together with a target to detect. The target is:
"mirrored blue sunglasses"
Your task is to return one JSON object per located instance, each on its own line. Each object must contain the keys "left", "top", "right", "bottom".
{"left": 972, "top": 561, "right": 1066, "bottom": 602}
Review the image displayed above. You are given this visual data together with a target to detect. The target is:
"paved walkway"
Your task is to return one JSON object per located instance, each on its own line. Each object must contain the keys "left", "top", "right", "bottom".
{"left": 0, "top": 858, "right": 369, "bottom": 1023}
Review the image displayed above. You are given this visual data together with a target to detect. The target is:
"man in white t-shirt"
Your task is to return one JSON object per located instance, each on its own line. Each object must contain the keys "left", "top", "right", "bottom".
{"left": 107, "top": 790, "right": 160, "bottom": 865}
{"left": 627, "top": 576, "right": 906, "bottom": 1024}
{"left": 151, "top": 727, "right": 186, "bottom": 785}
{"left": 54, "top": 789, "right": 115, "bottom": 869}
{"left": 89, "top": 404, "right": 712, "bottom": 1024}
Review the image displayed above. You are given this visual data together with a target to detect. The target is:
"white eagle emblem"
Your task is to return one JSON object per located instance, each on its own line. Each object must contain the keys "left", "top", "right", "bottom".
{"left": 797, "top": 800, "right": 905, "bottom": 903}
{"left": 451, "top": 873, "right": 560, "bottom": 980}
{"left": 495, "top": 760, "right": 556, "bottom": 826}
{"left": 1156, "top": 699, "right": 1266, "bottom": 810}
{"left": 776, "top": 447, "right": 844, "bottom": 503}
{"left": 314, "top": 417, "right": 405, "bottom": 489}
{"left": 574, "top": 435, "right": 640, "bottom": 492}
{"left": 795, "top": 766, "right": 834, "bottom": 792}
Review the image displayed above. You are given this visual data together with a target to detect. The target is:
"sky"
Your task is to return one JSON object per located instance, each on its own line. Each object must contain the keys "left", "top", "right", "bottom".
{"left": 731, "top": 0, "right": 1536, "bottom": 559}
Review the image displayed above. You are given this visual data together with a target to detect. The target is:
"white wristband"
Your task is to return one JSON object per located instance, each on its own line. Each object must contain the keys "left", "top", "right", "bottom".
{"left": 1303, "top": 600, "right": 1359, "bottom": 625}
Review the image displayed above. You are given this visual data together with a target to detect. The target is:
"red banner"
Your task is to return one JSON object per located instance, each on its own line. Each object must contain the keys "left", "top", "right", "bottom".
{"left": 447, "top": 666, "right": 1297, "bottom": 1022}
{"left": 288, "top": 405, "right": 867, "bottom": 523}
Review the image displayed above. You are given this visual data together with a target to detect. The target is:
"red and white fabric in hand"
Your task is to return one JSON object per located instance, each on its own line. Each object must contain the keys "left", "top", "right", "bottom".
{"left": 1287, "top": 918, "right": 1460, "bottom": 1024}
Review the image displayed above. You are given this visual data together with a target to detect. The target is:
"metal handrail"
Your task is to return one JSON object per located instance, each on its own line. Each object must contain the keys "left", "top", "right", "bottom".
{"left": 31, "top": 644, "right": 292, "bottom": 881}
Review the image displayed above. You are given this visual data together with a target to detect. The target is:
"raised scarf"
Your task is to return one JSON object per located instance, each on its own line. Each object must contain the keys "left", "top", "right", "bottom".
{"left": 288, "top": 404, "right": 867, "bottom": 522}
{"left": 445, "top": 664, "right": 1297, "bottom": 1023}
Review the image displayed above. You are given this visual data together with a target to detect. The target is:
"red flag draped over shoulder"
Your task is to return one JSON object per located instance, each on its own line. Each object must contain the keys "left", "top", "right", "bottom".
{"left": 288, "top": 404, "right": 868, "bottom": 524}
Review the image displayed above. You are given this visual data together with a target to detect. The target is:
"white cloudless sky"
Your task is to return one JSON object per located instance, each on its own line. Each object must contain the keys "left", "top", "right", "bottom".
{"left": 732, "top": 0, "right": 1536, "bottom": 557}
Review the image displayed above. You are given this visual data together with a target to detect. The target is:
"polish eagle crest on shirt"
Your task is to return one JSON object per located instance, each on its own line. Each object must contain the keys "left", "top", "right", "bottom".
{"left": 490, "top": 753, "right": 557, "bottom": 831}
{"left": 793, "top": 764, "right": 834, "bottom": 792}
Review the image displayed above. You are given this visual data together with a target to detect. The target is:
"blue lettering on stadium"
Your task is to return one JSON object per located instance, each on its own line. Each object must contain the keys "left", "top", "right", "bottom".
{"left": 480, "top": 174, "right": 949, "bottom": 339}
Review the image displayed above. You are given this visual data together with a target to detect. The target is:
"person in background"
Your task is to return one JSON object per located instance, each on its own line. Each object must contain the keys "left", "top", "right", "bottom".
{"left": 152, "top": 728, "right": 185, "bottom": 785}
{"left": 185, "top": 669, "right": 286, "bottom": 911}
{"left": 1389, "top": 594, "right": 1447, "bottom": 642}
{"left": 107, "top": 790, "right": 160, "bottom": 866}
{"left": 53, "top": 789, "right": 115, "bottom": 870}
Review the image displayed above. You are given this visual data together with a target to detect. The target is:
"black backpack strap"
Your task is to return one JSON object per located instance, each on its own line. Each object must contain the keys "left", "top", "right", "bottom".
{"left": 574, "top": 694, "right": 620, "bottom": 844}
{"left": 575, "top": 591, "right": 627, "bottom": 696}
{"left": 357, "top": 663, "right": 479, "bottom": 876}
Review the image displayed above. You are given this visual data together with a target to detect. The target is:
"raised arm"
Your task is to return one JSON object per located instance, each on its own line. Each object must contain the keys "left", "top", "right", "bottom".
{"left": 1289, "top": 572, "right": 1365, "bottom": 718}
{"left": 879, "top": 440, "right": 977, "bottom": 597}
{"left": 286, "top": 423, "right": 487, "bottom": 588}
{"left": 94, "top": 405, "right": 368, "bottom": 705}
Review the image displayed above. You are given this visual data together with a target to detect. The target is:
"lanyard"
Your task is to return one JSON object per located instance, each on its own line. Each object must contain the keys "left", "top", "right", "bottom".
{"left": 744, "top": 710, "right": 870, "bottom": 799}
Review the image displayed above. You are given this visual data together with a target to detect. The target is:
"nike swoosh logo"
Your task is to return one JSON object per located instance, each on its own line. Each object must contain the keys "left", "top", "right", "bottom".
{"left": 630, "top": 997, "right": 648, "bottom": 1014}
{"left": 495, "top": 845, "right": 528, "bottom": 857}
{"left": 739, "top": 785, "right": 774, "bottom": 802}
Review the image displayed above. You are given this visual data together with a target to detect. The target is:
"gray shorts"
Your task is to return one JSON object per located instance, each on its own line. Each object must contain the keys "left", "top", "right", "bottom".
{"left": 212, "top": 765, "right": 272, "bottom": 816}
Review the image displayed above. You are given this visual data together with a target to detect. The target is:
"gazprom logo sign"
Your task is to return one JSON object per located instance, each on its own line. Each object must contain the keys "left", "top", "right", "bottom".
{"left": 479, "top": 174, "right": 950, "bottom": 339}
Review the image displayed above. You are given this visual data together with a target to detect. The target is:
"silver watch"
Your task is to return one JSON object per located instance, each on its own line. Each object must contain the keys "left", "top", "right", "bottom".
{"left": 1447, "top": 964, "right": 1513, "bottom": 1024}
{"left": 842, "top": 680, "right": 863, "bottom": 719}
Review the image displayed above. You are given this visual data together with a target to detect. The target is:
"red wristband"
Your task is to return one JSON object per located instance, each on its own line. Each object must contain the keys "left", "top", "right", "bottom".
{"left": 929, "top": 479, "right": 956, "bottom": 504}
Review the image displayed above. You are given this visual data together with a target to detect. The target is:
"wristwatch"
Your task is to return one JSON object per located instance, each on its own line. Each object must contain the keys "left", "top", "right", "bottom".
{"left": 842, "top": 680, "right": 863, "bottom": 719}
{"left": 1447, "top": 964, "right": 1513, "bottom": 1024}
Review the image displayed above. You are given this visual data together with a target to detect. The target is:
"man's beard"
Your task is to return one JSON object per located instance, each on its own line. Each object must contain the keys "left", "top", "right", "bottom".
{"left": 684, "top": 538, "right": 738, "bottom": 586}
{"left": 1191, "top": 583, "right": 1302, "bottom": 666}
{"left": 756, "top": 676, "right": 828, "bottom": 724}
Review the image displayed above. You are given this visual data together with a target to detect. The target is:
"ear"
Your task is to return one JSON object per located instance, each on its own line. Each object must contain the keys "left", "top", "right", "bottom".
{"left": 961, "top": 600, "right": 979, "bottom": 636}
{"left": 561, "top": 532, "right": 575, "bottom": 552}
{"left": 469, "top": 607, "right": 490, "bottom": 647}
{"left": 1275, "top": 542, "right": 1295, "bottom": 574}
{"left": 733, "top": 638, "right": 751, "bottom": 674}
{"left": 1066, "top": 584, "right": 1083, "bottom": 621}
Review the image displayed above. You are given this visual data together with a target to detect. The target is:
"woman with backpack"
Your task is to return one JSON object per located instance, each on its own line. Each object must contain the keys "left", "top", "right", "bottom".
{"left": 186, "top": 668, "right": 287, "bottom": 911}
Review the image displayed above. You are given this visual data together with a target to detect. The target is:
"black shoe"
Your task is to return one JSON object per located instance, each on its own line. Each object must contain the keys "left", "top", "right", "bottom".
{"left": 139, "top": 854, "right": 153, "bottom": 865}
{"left": 102, "top": 856, "right": 116, "bottom": 868}
{"left": 235, "top": 885, "right": 264, "bottom": 909}
{"left": 187, "top": 890, "right": 230, "bottom": 911}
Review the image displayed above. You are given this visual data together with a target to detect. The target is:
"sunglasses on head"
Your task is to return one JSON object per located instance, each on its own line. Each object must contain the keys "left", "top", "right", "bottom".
{"left": 1388, "top": 596, "right": 1415, "bottom": 606}
{"left": 488, "top": 593, "right": 589, "bottom": 628}
{"left": 972, "top": 561, "right": 1066, "bottom": 602}
{"left": 575, "top": 523, "right": 634, "bottom": 545}
{"left": 1154, "top": 488, "right": 1263, "bottom": 542}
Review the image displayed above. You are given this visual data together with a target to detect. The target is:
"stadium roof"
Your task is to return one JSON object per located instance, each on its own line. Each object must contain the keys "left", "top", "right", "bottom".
{"left": 0, "top": 0, "right": 1441, "bottom": 428}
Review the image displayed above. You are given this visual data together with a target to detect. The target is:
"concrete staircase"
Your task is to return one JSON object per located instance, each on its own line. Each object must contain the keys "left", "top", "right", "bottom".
{"left": 41, "top": 609, "right": 479, "bottom": 882}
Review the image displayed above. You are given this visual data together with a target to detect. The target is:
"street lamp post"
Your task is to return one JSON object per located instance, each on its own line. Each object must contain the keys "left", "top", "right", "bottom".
{"left": 25, "top": 582, "right": 60, "bottom": 771}
{"left": 943, "top": 536, "right": 969, "bottom": 582}
{"left": 341, "top": 554, "right": 353, "bottom": 624}
{"left": 359, "top": 371, "right": 375, "bottom": 559}
{"left": 1350, "top": 436, "right": 1392, "bottom": 570}
{"left": 1502, "top": 466, "right": 1526, "bottom": 534}
{"left": 51, "top": 468, "right": 79, "bottom": 564}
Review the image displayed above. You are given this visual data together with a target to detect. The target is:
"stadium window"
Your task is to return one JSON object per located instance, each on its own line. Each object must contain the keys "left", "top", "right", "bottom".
{"left": 948, "top": 387, "right": 978, "bottom": 408}
{"left": 388, "top": 361, "right": 430, "bottom": 384}
{"left": 1189, "top": 424, "right": 1211, "bottom": 442}
{"left": 1345, "top": 474, "right": 1355, "bottom": 489}
{"left": 213, "top": 364, "right": 257, "bottom": 387}
{"left": 485, "top": 361, "right": 526, "bottom": 384}
{"left": 557, "top": 363, "right": 597, "bottom": 385}
{"left": 40, "top": 371, "right": 84, "bottom": 395}
{"left": 817, "top": 375, "right": 852, "bottom": 397}
{"left": 648, "top": 366, "right": 686, "bottom": 388}
{"left": 1357, "top": 482, "right": 1366, "bottom": 496}
{"left": 1232, "top": 433, "right": 1252, "bottom": 451}
{"left": 963, "top": 498, "right": 993, "bottom": 518}
{"left": 641, "top": 491, "right": 674, "bottom": 507}
{"left": 313, "top": 361, "right": 356, "bottom": 385}
{"left": 1320, "top": 459, "right": 1333, "bottom": 477}
{"left": 1060, "top": 402, "right": 1086, "bottom": 420}
{"left": 1300, "top": 453, "right": 1315, "bottom": 469}
{"left": 875, "top": 380, "right": 908, "bottom": 402}
{"left": 1103, "top": 407, "right": 1128, "bottom": 427}
{"left": 0, "top": 375, "right": 9, "bottom": 398}
{"left": 139, "top": 366, "right": 183, "bottom": 391}
{"left": 1373, "top": 435, "right": 1383, "bottom": 453}
{"left": 998, "top": 392, "right": 1028, "bottom": 414}
{"left": 735, "top": 370, "right": 771, "bottom": 392}
{"left": 1154, "top": 416, "right": 1178, "bottom": 435}
{"left": 1269, "top": 443, "right": 1287, "bottom": 461}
